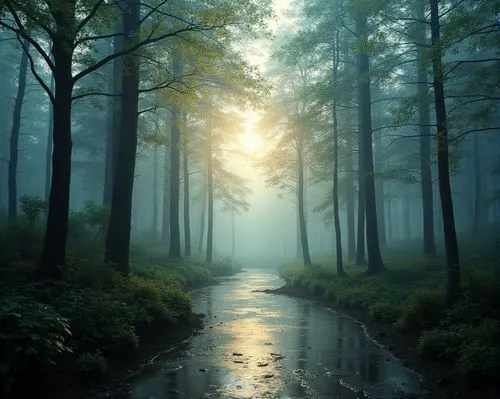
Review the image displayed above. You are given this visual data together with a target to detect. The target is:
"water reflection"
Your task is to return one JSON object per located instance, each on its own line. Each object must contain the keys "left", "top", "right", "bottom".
{"left": 128, "top": 270, "right": 423, "bottom": 399}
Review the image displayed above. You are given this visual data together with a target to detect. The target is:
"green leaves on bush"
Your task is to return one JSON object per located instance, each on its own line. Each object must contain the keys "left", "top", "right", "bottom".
{"left": 0, "top": 295, "right": 71, "bottom": 389}
{"left": 76, "top": 350, "right": 108, "bottom": 377}
{"left": 399, "top": 288, "right": 446, "bottom": 329}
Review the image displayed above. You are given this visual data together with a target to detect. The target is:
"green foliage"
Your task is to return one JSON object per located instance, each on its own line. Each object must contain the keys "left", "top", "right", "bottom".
{"left": 399, "top": 288, "right": 446, "bottom": 330}
{"left": 369, "top": 302, "right": 403, "bottom": 323}
{"left": 0, "top": 295, "right": 71, "bottom": 390}
{"left": 76, "top": 350, "right": 108, "bottom": 377}
{"left": 19, "top": 196, "right": 46, "bottom": 228}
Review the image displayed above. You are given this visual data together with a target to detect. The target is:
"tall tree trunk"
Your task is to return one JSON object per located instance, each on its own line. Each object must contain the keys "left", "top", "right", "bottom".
{"left": 206, "top": 127, "right": 214, "bottom": 263}
{"left": 332, "top": 37, "right": 345, "bottom": 275}
{"left": 104, "top": 0, "right": 141, "bottom": 275}
{"left": 103, "top": 20, "right": 123, "bottom": 207}
{"left": 198, "top": 184, "right": 207, "bottom": 255}
{"left": 8, "top": 38, "right": 30, "bottom": 221}
{"left": 296, "top": 209, "right": 302, "bottom": 259}
{"left": 473, "top": 133, "right": 484, "bottom": 232}
{"left": 45, "top": 73, "right": 54, "bottom": 207}
{"left": 152, "top": 144, "right": 158, "bottom": 236}
{"left": 297, "top": 136, "right": 312, "bottom": 266}
{"left": 374, "top": 130, "right": 386, "bottom": 248}
{"left": 386, "top": 187, "right": 392, "bottom": 242}
{"left": 39, "top": 31, "right": 76, "bottom": 279}
{"left": 183, "top": 116, "right": 191, "bottom": 257}
{"left": 430, "top": 0, "right": 461, "bottom": 305}
{"left": 416, "top": 0, "right": 436, "bottom": 255}
{"left": 356, "top": 14, "right": 384, "bottom": 274}
{"left": 168, "top": 56, "right": 182, "bottom": 260}
{"left": 162, "top": 143, "right": 171, "bottom": 246}
{"left": 346, "top": 124, "right": 356, "bottom": 262}
{"left": 356, "top": 170, "right": 366, "bottom": 264}
{"left": 404, "top": 194, "right": 411, "bottom": 241}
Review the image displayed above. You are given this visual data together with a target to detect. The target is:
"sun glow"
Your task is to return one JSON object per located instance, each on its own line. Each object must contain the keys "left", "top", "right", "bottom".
{"left": 240, "top": 111, "right": 262, "bottom": 155}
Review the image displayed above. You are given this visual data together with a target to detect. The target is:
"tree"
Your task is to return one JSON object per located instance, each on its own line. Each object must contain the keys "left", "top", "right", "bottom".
{"left": 8, "top": 37, "right": 30, "bottom": 221}
{"left": 429, "top": 0, "right": 460, "bottom": 305}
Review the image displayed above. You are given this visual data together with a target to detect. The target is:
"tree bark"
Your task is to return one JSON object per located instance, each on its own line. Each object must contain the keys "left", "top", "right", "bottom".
{"left": 183, "top": 115, "right": 191, "bottom": 257}
{"left": 332, "top": 37, "right": 345, "bottom": 276}
{"left": 104, "top": 0, "right": 141, "bottom": 275}
{"left": 356, "top": 14, "right": 384, "bottom": 274}
{"left": 45, "top": 73, "right": 54, "bottom": 207}
{"left": 153, "top": 144, "right": 158, "bottom": 236}
{"left": 8, "top": 38, "right": 30, "bottom": 221}
{"left": 430, "top": 0, "right": 461, "bottom": 305}
{"left": 39, "top": 31, "right": 75, "bottom": 279}
{"left": 162, "top": 142, "right": 171, "bottom": 247}
{"left": 297, "top": 135, "right": 312, "bottom": 266}
{"left": 356, "top": 170, "right": 366, "bottom": 264}
{"left": 346, "top": 125, "right": 356, "bottom": 262}
{"left": 374, "top": 130, "right": 386, "bottom": 248}
{"left": 198, "top": 184, "right": 207, "bottom": 255}
{"left": 416, "top": 0, "right": 436, "bottom": 255}
{"left": 206, "top": 127, "right": 214, "bottom": 263}
{"left": 103, "top": 19, "right": 123, "bottom": 207}
{"left": 473, "top": 133, "right": 484, "bottom": 232}
{"left": 168, "top": 56, "right": 182, "bottom": 260}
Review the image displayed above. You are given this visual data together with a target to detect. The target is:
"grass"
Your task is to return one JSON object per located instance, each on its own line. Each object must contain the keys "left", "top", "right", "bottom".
{"left": 278, "top": 228, "right": 500, "bottom": 379}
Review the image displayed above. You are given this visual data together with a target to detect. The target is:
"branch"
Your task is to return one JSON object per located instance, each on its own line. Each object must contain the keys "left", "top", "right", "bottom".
{"left": 450, "top": 127, "right": 500, "bottom": 142}
{"left": 372, "top": 123, "right": 435, "bottom": 133}
{"left": 74, "top": 32, "right": 124, "bottom": 48}
{"left": 75, "top": 0, "right": 107, "bottom": 34}
{"left": 73, "top": 23, "right": 222, "bottom": 83}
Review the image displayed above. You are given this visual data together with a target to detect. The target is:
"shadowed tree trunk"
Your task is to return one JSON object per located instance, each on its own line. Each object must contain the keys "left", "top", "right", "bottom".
{"left": 9, "top": 38, "right": 30, "bottom": 221}
{"left": 104, "top": 0, "right": 141, "bottom": 275}
{"left": 297, "top": 134, "right": 311, "bottom": 266}
{"left": 198, "top": 184, "right": 207, "bottom": 255}
{"left": 356, "top": 176, "right": 366, "bottom": 264}
{"left": 416, "top": 0, "right": 435, "bottom": 255}
{"left": 183, "top": 115, "right": 191, "bottom": 257}
{"left": 346, "top": 126, "right": 356, "bottom": 262}
{"left": 374, "top": 130, "right": 386, "bottom": 248}
{"left": 356, "top": 14, "right": 384, "bottom": 274}
{"left": 206, "top": 126, "right": 214, "bottom": 263}
{"left": 153, "top": 144, "right": 158, "bottom": 237}
{"left": 332, "top": 35, "right": 344, "bottom": 276}
{"left": 430, "top": 0, "right": 461, "bottom": 305}
{"left": 168, "top": 56, "right": 182, "bottom": 260}
{"left": 45, "top": 73, "right": 54, "bottom": 207}
{"left": 162, "top": 142, "right": 171, "bottom": 247}
{"left": 103, "top": 20, "right": 123, "bottom": 208}
{"left": 473, "top": 133, "right": 485, "bottom": 232}
{"left": 39, "top": 9, "right": 76, "bottom": 279}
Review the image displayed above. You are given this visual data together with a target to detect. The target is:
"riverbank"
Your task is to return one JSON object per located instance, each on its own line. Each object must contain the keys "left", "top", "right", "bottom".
{"left": 0, "top": 253, "right": 241, "bottom": 399}
{"left": 272, "top": 237, "right": 500, "bottom": 399}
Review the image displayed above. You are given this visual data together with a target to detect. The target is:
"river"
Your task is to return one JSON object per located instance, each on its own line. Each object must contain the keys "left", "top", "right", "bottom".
{"left": 129, "top": 269, "right": 424, "bottom": 399}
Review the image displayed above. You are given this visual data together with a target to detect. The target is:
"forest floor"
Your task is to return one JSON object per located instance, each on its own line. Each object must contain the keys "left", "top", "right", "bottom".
{"left": 271, "top": 230, "right": 500, "bottom": 399}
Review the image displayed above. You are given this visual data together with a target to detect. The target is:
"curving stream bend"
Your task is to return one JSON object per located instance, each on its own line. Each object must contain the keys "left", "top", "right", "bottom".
{"left": 129, "top": 269, "right": 424, "bottom": 399}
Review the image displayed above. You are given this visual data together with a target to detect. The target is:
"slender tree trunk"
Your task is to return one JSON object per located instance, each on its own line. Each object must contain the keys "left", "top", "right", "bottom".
{"left": 374, "top": 130, "right": 386, "bottom": 248}
{"left": 206, "top": 127, "right": 214, "bottom": 263}
{"left": 346, "top": 126, "right": 356, "bottom": 262}
{"left": 416, "top": 0, "right": 436, "bottom": 255}
{"left": 404, "top": 194, "right": 411, "bottom": 241}
{"left": 162, "top": 143, "right": 171, "bottom": 246}
{"left": 45, "top": 73, "right": 54, "bottom": 207}
{"left": 183, "top": 117, "right": 191, "bottom": 257}
{"left": 8, "top": 38, "right": 30, "bottom": 221}
{"left": 296, "top": 209, "right": 302, "bottom": 259}
{"left": 198, "top": 184, "right": 207, "bottom": 255}
{"left": 430, "top": 0, "right": 461, "bottom": 305}
{"left": 104, "top": 0, "right": 141, "bottom": 275}
{"left": 297, "top": 137, "right": 312, "bottom": 266}
{"left": 473, "top": 133, "right": 484, "bottom": 232}
{"left": 168, "top": 56, "right": 182, "bottom": 260}
{"left": 152, "top": 144, "right": 158, "bottom": 236}
{"left": 103, "top": 20, "right": 123, "bottom": 207}
{"left": 356, "top": 14, "right": 384, "bottom": 274}
{"left": 332, "top": 37, "right": 345, "bottom": 275}
{"left": 356, "top": 176, "right": 366, "bottom": 264}
{"left": 386, "top": 188, "right": 392, "bottom": 242}
{"left": 39, "top": 34, "right": 75, "bottom": 279}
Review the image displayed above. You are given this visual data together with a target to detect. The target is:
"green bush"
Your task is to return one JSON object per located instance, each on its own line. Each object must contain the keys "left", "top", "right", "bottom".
{"left": 0, "top": 295, "right": 71, "bottom": 390}
{"left": 417, "top": 329, "right": 458, "bottom": 360}
{"left": 76, "top": 350, "right": 108, "bottom": 377}
{"left": 399, "top": 287, "right": 446, "bottom": 329}
{"left": 369, "top": 302, "right": 403, "bottom": 323}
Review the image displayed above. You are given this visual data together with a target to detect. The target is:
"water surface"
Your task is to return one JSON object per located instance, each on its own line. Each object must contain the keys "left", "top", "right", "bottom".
{"left": 130, "top": 269, "right": 423, "bottom": 399}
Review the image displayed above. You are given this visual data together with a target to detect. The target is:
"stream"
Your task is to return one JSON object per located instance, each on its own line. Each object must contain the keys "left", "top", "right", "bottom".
{"left": 128, "top": 269, "right": 424, "bottom": 399}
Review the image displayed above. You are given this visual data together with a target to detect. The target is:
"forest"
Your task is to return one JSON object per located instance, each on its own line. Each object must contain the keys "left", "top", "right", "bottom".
{"left": 0, "top": 0, "right": 499, "bottom": 398}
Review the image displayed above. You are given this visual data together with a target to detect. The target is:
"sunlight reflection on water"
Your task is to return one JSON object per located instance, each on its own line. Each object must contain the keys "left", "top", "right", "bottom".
{"left": 129, "top": 269, "right": 423, "bottom": 399}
